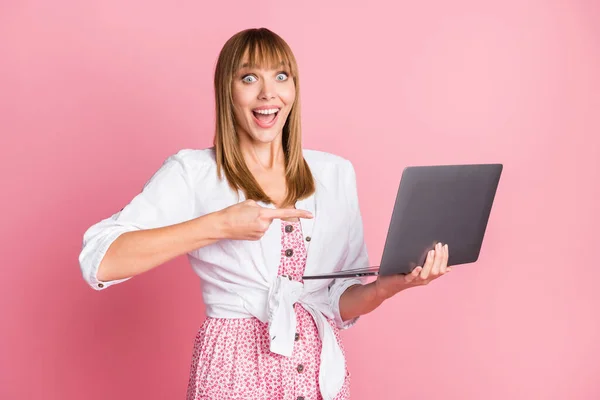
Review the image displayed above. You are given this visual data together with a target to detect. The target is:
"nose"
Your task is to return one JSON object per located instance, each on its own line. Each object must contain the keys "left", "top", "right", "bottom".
{"left": 258, "top": 79, "right": 276, "bottom": 100}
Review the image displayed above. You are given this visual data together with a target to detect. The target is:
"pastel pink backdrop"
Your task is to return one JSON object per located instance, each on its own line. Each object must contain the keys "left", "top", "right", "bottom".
{"left": 1, "top": 0, "right": 598, "bottom": 399}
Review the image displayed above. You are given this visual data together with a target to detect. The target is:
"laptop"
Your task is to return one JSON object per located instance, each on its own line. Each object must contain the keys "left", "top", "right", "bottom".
{"left": 302, "top": 163, "right": 503, "bottom": 280}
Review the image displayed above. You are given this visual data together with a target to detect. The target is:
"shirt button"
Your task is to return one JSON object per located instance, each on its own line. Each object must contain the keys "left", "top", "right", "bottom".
{"left": 295, "top": 332, "right": 300, "bottom": 341}
{"left": 285, "top": 249, "right": 294, "bottom": 257}
{"left": 305, "top": 236, "right": 311, "bottom": 242}
{"left": 297, "top": 364, "right": 304, "bottom": 373}
{"left": 97, "top": 283, "right": 104, "bottom": 288}
{"left": 285, "top": 224, "right": 293, "bottom": 233}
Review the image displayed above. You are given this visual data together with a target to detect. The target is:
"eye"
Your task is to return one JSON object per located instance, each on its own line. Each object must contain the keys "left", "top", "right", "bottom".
{"left": 276, "top": 72, "right": 288, "bottom": 81}
{"left": 242, "top": 75, "right": 257, "bottom": 83}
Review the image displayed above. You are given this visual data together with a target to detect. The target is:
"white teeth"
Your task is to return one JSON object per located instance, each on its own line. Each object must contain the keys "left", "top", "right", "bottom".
{"left": 254, "top": 108, "right": 279, "bottom": 115}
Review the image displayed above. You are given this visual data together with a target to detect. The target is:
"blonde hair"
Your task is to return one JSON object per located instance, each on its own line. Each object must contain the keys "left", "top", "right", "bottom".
{"left": 213, "top": 28, "right": 315, "bottom": 208}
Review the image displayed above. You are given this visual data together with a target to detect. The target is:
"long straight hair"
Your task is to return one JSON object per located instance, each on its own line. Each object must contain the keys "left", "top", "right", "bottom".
{"left": 213, "top": 28, "right": 315, "bottom": 208}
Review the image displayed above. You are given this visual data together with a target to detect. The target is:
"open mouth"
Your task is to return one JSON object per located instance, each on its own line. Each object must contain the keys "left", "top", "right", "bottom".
{"left": 252, "top": 108, "right": 280, "bottom": 128}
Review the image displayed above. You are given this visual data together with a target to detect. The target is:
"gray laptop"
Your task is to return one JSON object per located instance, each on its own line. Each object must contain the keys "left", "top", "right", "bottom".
{"left": 302, "top": 163, "right": 503, "bottom": 280}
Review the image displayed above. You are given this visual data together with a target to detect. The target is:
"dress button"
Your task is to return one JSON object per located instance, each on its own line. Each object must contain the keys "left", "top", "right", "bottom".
{"left": 305, "top": 236, "right": 311, "bottom": 242}
{"left": 285, "top": 224, "right": 293, "bottom": 233}
{"left": 297, "top": 397, "right": 305, "bottom": 400}
{"left": 295, "top": 332, "right": 300, "bottom": 341}
{"left": 285, "top": 249, "right": 294, "bottom": 257}
{"left": 97, "top": 283, "right": 104, "bottom": 288}
{"left": 297, "top": 364, "right": 304, "bottom": 373}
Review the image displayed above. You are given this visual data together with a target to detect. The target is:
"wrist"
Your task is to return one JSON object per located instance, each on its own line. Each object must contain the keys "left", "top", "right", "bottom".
{"left": 367, "top": 281, "right": 388, "bottom": 306}
{"left": 339, "top": 281, "right": 389, "bottom": 321}
{"left": 214, "top": 210, "right": 233, "bottom": 240}
{"left": 373, "top": 278, "right": 404, "bottom": 303}
{"left": 196, "top": 210, "right": 230, "bottom": 241}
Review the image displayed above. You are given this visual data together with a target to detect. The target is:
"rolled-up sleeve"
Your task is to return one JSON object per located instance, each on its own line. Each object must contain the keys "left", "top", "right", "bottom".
{"left": 328, "top": 159, "right": 369, "bottom": 329}
{"left": 78, "top": 150, "right": 197, "bottom": 291}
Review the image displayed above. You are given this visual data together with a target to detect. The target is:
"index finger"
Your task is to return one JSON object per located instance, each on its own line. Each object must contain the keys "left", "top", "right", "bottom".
{"left": 261, "top": 208, "right": 314, "bottom": 220}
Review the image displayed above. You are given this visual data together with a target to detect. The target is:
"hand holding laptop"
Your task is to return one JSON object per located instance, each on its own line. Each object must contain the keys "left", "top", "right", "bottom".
{"left": 373, "top": 242, "right": 450, "bottom": 300}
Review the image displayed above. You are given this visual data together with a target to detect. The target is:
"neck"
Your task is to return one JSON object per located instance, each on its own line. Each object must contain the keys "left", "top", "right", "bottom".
{"left": 238, "top": 133, "right": 286, "bottom": 172}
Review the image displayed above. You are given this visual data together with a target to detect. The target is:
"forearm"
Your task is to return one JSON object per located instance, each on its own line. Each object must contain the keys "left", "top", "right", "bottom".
{"left": 97, "top": 211, "right": 226, "bottom": 281}
{"left": 339, "top": 282, "right": 386, "bottom": 322}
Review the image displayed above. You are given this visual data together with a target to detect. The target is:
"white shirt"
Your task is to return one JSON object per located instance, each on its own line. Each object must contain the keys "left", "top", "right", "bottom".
{"left": 78, "top": 147, "right": 369, "bottom": 400}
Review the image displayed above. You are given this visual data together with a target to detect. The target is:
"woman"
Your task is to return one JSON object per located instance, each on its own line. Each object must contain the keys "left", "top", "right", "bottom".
{"left": 79, "top": 28, "right": 450, "bottom": 400}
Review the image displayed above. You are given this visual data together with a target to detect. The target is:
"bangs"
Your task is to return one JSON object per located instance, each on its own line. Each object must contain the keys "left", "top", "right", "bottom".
{"left": 234, "top": 31, "right": 298, "bottom": 76}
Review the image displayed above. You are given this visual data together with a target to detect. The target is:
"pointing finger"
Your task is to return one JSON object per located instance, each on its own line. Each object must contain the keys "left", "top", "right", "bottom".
{"left": 262, "top": 208, "right": 314, "bottom": 221}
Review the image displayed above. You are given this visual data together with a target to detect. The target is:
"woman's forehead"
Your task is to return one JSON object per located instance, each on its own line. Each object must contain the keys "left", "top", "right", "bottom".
{"left": 237, "top": 59, "right": 289, "bottom": 71}
{"left": 236, "top": 47, "right": 292, "bottom": 70}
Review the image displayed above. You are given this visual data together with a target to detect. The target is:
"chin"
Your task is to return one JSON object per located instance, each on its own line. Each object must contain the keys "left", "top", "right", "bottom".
{"left": 246, "top": 122, "right": 285, "bottom": 143}
{"left": 250, "top": 130, "right": 280, "bottom": 144}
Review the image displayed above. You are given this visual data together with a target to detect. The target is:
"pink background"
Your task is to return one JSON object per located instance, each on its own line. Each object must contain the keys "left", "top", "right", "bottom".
{"left": 1, "top": 0, "right": 599, "bottom": 399}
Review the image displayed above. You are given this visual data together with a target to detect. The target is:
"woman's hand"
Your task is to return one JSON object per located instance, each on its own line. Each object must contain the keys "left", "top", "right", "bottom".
{"left": 216, "top": 199, "right": 313, "bottom": 240}
{"left": 374, "top": 242, "right": 450, "bottom": 301}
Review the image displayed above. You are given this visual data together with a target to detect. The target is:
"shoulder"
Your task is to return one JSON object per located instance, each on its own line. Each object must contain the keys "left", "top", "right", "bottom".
{"left": 150, "top": 148, "right": 218, "bottom": 185}
{"left": 303, "top": 149, "right": 356, "bottom": 178}
{"left": 167, "top": 147, "right": 216, "bottom": 166}
{"left": 162, "top": 147, "right": 217, "bottom": 173}
{"left": 303, "top": 149, "right": 353, "bottom": 169}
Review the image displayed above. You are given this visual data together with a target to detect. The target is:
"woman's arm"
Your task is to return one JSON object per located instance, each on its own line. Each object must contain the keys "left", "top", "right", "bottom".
{"left": 96, "top": 201, "right": 313, "bottom": 282}
{"left": 96, "top": 211, "right": 225, "bottom": 282}
{"left": 338, "top": 282, "right": 384, "bottom": 322}
{"left": 79, "top": 152, "right": 201, "bottom": 290}
{"left": 339, "top": 244, "right": 450, "bottom": 321}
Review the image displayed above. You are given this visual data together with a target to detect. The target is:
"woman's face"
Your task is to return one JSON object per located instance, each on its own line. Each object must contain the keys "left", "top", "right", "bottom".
{"left": 231, "top": 62, "right": 296, "bottom": 145}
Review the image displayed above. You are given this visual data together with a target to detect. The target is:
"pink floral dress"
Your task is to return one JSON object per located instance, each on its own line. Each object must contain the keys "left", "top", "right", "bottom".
{"left": 186, "top": 220, "right": 351, "bottom": 400}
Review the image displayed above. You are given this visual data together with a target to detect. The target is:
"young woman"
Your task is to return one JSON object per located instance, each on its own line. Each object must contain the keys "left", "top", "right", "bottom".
{"left": 79, "top": 28, "right": 450, "bottom": 400}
